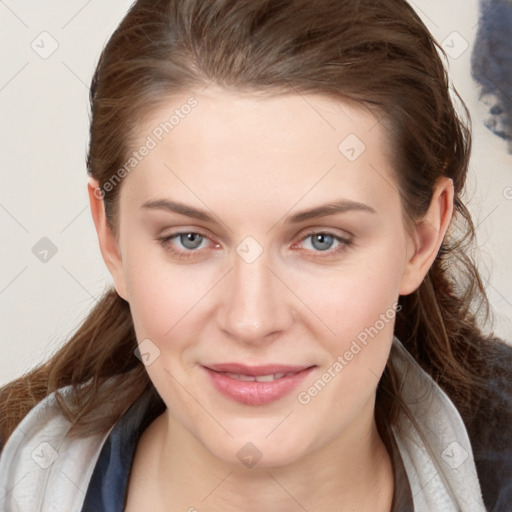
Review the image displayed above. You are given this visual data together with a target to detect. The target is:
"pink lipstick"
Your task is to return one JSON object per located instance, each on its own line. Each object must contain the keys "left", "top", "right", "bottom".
{"left": 202, "top": 363, "right": 315, "bottom": 406}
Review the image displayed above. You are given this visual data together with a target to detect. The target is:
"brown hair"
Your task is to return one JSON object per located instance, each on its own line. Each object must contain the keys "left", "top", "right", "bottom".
{"left": 0, "top": 0, "right": 502, "bottom": 445}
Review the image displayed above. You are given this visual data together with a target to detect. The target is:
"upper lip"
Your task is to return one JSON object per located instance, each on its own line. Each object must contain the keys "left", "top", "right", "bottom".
{"left": 204, "top": 363, "right": 314, "bottom": 376}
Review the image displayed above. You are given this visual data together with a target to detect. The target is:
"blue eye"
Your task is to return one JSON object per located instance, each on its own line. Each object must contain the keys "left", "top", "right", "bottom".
{"left": 299, "top": 231, "right": 351, "bottom": 255}
{"left": 157, "top": 231, "right": 211, "bottom": 260}
{"left": 178, "top": 232, "right": 204, "bottom": 250}
{"left": 309, "top": 233, "right": 335, "bottom": 251}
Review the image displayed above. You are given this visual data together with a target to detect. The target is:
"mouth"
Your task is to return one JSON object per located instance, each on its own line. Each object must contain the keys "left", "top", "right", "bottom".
{"left": 215, "top": 370, "right": 301, "bottom": 382}
{"left": 201, "top": 363, "right": 316, "bottom": 406}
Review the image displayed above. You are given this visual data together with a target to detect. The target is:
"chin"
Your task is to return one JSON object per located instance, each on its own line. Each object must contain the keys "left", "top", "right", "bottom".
{"left": 202, "top": 427, "right": 311, "bottom": 470}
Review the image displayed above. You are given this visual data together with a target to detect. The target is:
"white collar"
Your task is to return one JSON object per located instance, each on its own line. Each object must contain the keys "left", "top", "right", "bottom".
{"left": 389, "top": 336, "right": 486, "bottom": 511}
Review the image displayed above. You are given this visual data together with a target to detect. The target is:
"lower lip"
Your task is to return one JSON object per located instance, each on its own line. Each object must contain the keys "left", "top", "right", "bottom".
{"left": 202, "top": 366, "right": 315, "bottom": 406}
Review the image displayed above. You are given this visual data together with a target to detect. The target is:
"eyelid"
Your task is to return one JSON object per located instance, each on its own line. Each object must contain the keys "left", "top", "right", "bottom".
{"left": 158, "top": 226, "right": 218, "bottom": 243}
{"left": 156, "top": 228, "right": 221, "bottom": 253}
{"left": 296, "top": 226, "right": 353, "bottom": 242}
{"left": 291, "top": 228, "right": 353, "bottom": 255}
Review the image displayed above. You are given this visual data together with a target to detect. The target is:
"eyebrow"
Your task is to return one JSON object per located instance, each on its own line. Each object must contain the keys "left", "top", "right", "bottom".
{"left": 140, "top": 198, "right": 376, "bottom": 224}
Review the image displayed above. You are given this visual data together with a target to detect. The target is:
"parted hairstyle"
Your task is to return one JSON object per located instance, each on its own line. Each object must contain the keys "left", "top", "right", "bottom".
{"left": 1, "top": 0, "right": 510, "bottom": 481}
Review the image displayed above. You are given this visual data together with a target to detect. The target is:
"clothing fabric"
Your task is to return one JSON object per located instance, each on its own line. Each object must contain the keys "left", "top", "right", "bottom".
{"left": 0, "top": 336, "right": 501, "bottom": 511}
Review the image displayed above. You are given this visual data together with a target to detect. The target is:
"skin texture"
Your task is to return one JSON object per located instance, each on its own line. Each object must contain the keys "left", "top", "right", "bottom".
{"left": 88, "top": 86, "right": 454, "bottom": 511}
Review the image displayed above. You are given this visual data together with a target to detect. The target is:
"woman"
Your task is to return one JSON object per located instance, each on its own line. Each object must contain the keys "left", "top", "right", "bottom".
{"left": 0, "top": 0, "right": 511, "bottom": 510}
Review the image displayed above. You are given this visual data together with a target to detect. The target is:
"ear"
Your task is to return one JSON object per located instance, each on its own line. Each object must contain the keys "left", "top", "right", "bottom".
{"left": 87, "top": 177, "right": 129, "bottom": 301}
{"left": 399, "top": 177, "right": 454, "bottom": 296}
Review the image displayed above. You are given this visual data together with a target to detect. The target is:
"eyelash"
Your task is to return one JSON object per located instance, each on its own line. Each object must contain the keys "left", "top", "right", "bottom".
{"left": 157, "top": 230, "right": 353, "bottom": 261}
{"left": 157, "top": 231, "right": 215, "bottom": 261}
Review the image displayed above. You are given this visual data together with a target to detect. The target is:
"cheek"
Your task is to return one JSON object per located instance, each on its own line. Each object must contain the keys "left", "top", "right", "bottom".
{"left": 123, "top": 255, "right": 215, "bottom": 405}
{"left": 290, "top": 240, "right": 404, "bottom": 401}
{"left": 122, "top": 245, "right": 214, "bottom": 343}
{"left": 293, "top": 280, "right": 399, "bottom": 445}
{"left": 293, "top": 243, "right": 404, "bottom": 344}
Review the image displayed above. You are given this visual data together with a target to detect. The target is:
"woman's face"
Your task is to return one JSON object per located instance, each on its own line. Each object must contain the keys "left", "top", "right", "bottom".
{"left": 93, "top": 86, "right": 436, "bottom": 467}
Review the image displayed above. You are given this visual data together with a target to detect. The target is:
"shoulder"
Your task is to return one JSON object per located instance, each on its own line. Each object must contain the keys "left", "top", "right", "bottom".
{"left": 467, "top": 337, "right": 512, "bottom": 512}
{"left": 0, "top": 387, "right": 109, "bottom": 512}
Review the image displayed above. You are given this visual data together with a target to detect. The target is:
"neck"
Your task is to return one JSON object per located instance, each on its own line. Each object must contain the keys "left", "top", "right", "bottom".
{"left": 143, "top": 402, "right": 394, "bottom": 512}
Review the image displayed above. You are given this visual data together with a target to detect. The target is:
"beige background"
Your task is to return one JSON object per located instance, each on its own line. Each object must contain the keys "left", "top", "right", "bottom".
{"left": 1, "top": 0, "right": 511, "bottom": 386}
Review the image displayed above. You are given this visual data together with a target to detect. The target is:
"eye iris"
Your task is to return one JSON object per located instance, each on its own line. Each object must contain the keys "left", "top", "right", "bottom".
{"left": 311, "top": 234, "right": 333, "bottom": 251}
{"left": 180, "top": 233, "right": 203, "bottom": 249}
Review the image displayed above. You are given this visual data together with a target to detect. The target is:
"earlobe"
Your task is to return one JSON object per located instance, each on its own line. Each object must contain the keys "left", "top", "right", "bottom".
{"left": 87, "top": 177, "right": 129, "bottom": 301}
{"left": 399, "top": 177, "right": 454, "bottom": 296}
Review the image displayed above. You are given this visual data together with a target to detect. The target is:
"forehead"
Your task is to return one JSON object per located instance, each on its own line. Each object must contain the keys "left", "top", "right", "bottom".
{"left": 139, "top": 86, "right": 384, "bottom": 153}
{"left": 121, "top": 86, "right": 399, "bottom": 217}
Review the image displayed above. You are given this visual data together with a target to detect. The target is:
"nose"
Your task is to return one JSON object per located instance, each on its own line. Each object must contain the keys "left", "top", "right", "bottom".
{"left": 216, "top": 248, "right": 295, "bottom": 345}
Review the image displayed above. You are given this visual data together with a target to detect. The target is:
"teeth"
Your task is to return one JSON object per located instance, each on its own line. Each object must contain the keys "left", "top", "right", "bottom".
{"left": 223, "top": 372, "right": 295, "bottom": 382}
{"left": 224, "top": 372, "right": 255, "bottom": 381}
{"left": 255, "top": 374, "right": 275, "bottom": 382}
{"left": 238, "top": 374, "right": 256, "bottom": 382}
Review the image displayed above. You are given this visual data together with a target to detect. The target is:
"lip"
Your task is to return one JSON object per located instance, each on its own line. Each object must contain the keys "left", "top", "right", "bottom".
{"left": 201, "top": 363, "right": 316, "bottom": 406}
{"left": 205, "top": 362, "right": 312, "bottom": 376}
